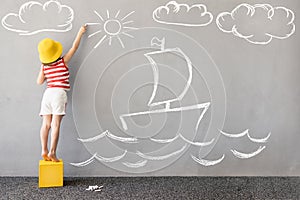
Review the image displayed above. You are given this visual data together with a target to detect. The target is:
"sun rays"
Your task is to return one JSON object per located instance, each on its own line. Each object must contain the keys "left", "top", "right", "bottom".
{"left": 87, "top": 10, "right": 138, "bottom": 49}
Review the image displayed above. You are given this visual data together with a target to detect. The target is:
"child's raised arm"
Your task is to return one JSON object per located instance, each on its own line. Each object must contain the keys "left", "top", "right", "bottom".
{"left": 63, "top": 25, "right": 87, "bottom": 64}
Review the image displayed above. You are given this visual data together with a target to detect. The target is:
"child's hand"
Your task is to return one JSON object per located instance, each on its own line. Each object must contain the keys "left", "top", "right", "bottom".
{"left": 79, "top": 25, "right": 87, "bottom": 35}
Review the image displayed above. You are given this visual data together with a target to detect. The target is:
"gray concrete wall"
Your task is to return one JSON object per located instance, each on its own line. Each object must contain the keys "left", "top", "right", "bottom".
{"left": 0, "top": 0, "right": 299, "bottom": 176}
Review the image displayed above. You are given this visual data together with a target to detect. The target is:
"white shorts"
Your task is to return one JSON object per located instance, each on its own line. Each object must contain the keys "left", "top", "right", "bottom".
{"left": 39, "top": 88, "right": 67, "bottom": 116}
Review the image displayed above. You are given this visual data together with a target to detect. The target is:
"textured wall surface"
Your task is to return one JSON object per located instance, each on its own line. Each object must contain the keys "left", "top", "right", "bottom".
{"left": 0, "top": 0, "right": 299, "bottom": 176}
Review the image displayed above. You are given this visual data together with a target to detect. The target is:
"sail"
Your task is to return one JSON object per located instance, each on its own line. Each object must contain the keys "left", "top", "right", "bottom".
{"left": 144, "top": 44, "right": 193, "bottom": 107}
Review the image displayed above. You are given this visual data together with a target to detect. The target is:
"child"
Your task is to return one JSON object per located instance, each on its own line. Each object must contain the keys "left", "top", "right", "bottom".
{"left": 37, "top": 25, "right": 87, "bottom": 162}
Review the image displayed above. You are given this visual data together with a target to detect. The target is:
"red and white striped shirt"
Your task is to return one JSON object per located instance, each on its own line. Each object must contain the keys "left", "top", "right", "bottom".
{"left": 43, "top": 58, "right": 70, "bottom": 90}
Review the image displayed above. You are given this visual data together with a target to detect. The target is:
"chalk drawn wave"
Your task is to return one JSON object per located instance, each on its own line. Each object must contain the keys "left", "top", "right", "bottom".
{"left": 231, "top": 146, "right": 266, "bottom": 159}
{"left": 150, "top": 134, "right": 180, "bottom": 143}
{"left": 136, "top": 144, "right": 187, "bottom": 161}
{"left": 179, "top": 134, "right": 214, "bottom": 147}
{"left": 150, "top": 133, "right": 214, "bottom": 147}
{"left": 122, "top": 160, "right": 148, "bottom": 168}
{"left": 70, "top": 150, "right": 127, "bottom": 167}
{"left": 77, "top": 130, "right": 108, "bottom": 142}
{"left": 220, "top": 129, "right": 271, "bottom": 143}
{"left": 220, "top": 129, "right": 249, "bottom": 138}
{"left": 70, "top": 153, "right": 97, "bottom": 167}
{"left": 77, "top": 130, "right": 138, "bottom": 144}
{"left": 95, "top": 150, "right": 127, "bottom": 162}
{"left": 248, "top": 132, "right": 271, "bottom": 143}
{"left": 191, "top": 154, "right": 225, "bottom": 166}
{"left": 78, "top": 130, "right": 215, "bottom": 147}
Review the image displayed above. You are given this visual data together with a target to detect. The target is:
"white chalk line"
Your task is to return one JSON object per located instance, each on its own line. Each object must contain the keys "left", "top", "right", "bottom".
{"left": 71, "top": 144, "right": 189, "bottom": 166}
{"left": 70, "top": 153, "right": 97, "bottom": 167}
{"left": 150, "top": 133, "right": 214, "bottom": 147}
{"left": 78, "top": 129, "right": 214, "bottom": 146}
{"left": 145, "top": 44, "right": 193, "bottom": 107}
{"left": 121, "top": 31, "right": 134, "bottom": 38}
{"left": 94, "top": 10, "right": 104, "bottom": 21}
{"left": 77, "top": 130, "right": 108, "bottom": 142}
{"left": 179, "top": 134, "right": 214, "bottom": 147}
{"left": 220, "top": 129, "right": 271, "bottom": 143}
{"left": 88, "top": 30, "right": 102, "bottom": 38}
{"left": 85, "top": 22, "right": 101, "bottom": 26}
{"left": 248, "top": 132, "right": 271, "bottom": 143}
{"left": 77, "top": 130, "right": 138, "bottom": 144}
{"left": 220, "top": 129, "right": 249, "bottom": 138}
{"left": 121, "top": 11, "right": 135, "bottom": 21}
{"left": 106, "top": 131, "right": 138, "bottom": 143}
{"left": 122, "top": 160, "right": 148, "bottom": 168}
{"left": 152, "top": 1, "right": 213, "bottom": 27}
{"left": 95, "top": 150, "right": 127, "bottom": 162}
{"left": 150, "top": 134, "right": 180, "bottom": 143}
{"left": 120, "top": 102, "right": 210, "bottom": 131}
{"left": 106, "top": 10, "right": 110, "bottom": 19}
{"left": 136, "top": 144, "right": 187, "bottom": 161}
{"left": 70, "top": 150, "right": 127, "bottom": 167}
{"left": 115, "top": 10, "right": 120, "bottom": 18}
{"left": 123, "top": 26, "right": 139, "bottom": 30}
{"left": 2, "top": 1, "right": 74, "bottom": 35}
{"left": 191, "top": 154, "right": 225, "bottom": 166}
{"left": 231, "top": 146, "right": 266, "bottom": 159}
{"left": 216, "top": 3, "right": 295, "bottom": 45}
{"left": 89, "top": 10, "right": 137, "bottom": 49}
{"left": 122, "top": 20, "right": 134, "bottom": 25}
{"left": 94, "top": 35, "right": 107, "bottom": 49}
{"left": 117, "top": 35, "right": 125, "bottom": 48}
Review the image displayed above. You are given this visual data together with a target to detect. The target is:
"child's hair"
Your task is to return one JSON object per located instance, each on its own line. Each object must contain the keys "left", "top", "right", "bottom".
{"left": 42, "top": 57, "right": 62, "bottom": 65}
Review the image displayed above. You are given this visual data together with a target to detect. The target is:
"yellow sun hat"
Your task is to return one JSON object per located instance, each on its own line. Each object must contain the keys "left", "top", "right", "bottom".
{"left": 38, "top": 38, "right": 63, "bottom": 64}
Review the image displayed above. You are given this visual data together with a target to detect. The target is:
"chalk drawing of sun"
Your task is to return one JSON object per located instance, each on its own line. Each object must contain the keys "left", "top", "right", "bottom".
{"left": 87, "top": 10, "right": 138, "bottom": 49}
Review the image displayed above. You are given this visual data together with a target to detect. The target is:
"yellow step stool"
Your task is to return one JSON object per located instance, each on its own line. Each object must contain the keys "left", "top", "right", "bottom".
{"left": 39, "top": 159, "right": 64, "bottom": 188}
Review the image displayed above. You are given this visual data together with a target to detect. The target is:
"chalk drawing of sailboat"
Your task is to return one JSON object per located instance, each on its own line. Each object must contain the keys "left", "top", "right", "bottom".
{"left": 119, "top": 37, "right": 211, "bottom": 135}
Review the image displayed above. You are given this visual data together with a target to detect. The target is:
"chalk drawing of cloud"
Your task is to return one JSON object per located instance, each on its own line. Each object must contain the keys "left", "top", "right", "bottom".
{"left": 153, "top": 1, "right": 213, "bottom": 27}
{"left": 1, "top": 0, "right": 74, "bottom": 35}
{"left": 216, "top": 4, "right": 295, "bottom": 45}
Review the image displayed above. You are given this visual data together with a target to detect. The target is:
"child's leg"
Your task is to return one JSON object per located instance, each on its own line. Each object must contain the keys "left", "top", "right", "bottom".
{"left": 40, "top": 115, "right": 52, "bottom": 161}
{"left": 48, "top": 115, "right": 63, "bottom": 162}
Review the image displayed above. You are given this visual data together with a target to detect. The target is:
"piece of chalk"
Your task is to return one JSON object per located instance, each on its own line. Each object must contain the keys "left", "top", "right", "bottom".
{"left": 85, "top": 23, "right": 101, "bottom": 26}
